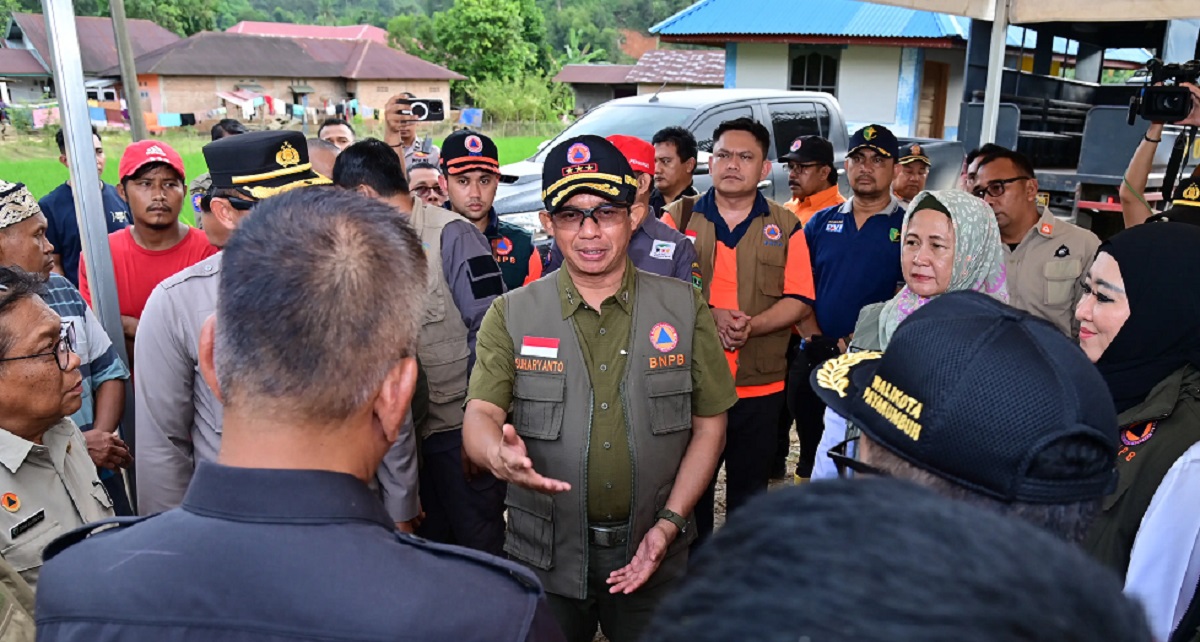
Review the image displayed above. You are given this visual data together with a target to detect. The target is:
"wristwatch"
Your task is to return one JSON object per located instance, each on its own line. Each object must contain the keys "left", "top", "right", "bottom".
{"left": 656, "top": 509, "right": 688, "bottom": 534}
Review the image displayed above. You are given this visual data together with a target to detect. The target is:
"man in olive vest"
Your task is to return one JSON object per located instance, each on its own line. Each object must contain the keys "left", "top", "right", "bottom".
{"left": 441, "top": 129, "right": 542, "bottom": 290}
{"left": 463, "top": 135, "right": 737, "bottom": 642}
{"left": 663, "top": 117, "right": 816, "bottom": 547}
{"left": 332, "top": 138, "right": 509, "bottom": 555}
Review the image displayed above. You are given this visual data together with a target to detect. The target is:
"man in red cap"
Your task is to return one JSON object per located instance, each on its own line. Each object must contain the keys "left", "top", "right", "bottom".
{"left": 79, "top": 140, "right": 217, "bottom": 368}
{"left": 544, "top": 134, "right": 701, "bottom": 287}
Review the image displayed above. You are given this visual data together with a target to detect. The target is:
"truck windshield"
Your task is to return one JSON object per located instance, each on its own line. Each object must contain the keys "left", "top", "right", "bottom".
{"left": 532, "top": 104, "right": 691, "bottom": 162}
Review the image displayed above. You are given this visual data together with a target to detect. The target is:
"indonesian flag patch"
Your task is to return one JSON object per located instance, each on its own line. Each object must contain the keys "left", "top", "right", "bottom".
{"left": 521, "top": 336, "right": 560, "bottom": 358}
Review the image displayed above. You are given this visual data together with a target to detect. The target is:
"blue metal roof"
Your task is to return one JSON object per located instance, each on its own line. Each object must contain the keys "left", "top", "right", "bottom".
{"left": 651, "top": 0, "right": 970, "bottom": 39}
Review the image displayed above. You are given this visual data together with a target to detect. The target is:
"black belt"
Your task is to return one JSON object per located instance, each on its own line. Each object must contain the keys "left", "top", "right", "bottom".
{"left": 588, "top": 523, "right": 630, "bottom": 547}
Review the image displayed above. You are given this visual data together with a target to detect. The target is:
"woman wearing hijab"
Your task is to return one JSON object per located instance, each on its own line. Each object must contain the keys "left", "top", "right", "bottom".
{"left": 1076, "top": 222, "right": 1200, "bottom": 642}
{"left": 810, "top": 190, "right": 1008, "bottom": 480}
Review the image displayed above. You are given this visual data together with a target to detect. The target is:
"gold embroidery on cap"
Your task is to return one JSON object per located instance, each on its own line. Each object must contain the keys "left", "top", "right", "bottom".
{"left": 276, "top": 142, "right": 301, "bottom": 168}
{"left": 816, "top": 351, "right": 882, "bottom": 398}
{"left": 1184, "top": 184, "right": 1200, "bottom": 202}
{"left": 862, "top": 375, "right": 924, "bottom": 440}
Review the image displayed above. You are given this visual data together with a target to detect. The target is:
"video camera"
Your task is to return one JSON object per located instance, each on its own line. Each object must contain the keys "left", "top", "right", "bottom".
{"left": 392, "top": 97, "right": 445, "bottom": 122}
{"left": 1128, "top": 59, "right": 1200, "bottom": 125}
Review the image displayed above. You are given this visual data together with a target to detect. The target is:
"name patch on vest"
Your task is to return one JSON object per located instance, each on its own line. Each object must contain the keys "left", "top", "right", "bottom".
{"left": 649, "top": 354, "right": 687, "bottom": 369}
{"left": 9, "top": 509, "right": 44, "bottom": 540}
{"left": 826, "top": 221, "right": 844, "bottom": 233}
{"left": 514, "top": 357, "right": 565, "bottom": 373}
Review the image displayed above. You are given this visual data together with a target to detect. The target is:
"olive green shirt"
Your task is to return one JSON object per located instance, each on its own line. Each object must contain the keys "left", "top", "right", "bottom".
{"left": 469, "top": 260, "right": 736, "bottom": 522}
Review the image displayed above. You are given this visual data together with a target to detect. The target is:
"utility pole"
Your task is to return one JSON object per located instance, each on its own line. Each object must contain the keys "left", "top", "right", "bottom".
{"left": 109, "top": 0, "right": 148, "bottom": 141}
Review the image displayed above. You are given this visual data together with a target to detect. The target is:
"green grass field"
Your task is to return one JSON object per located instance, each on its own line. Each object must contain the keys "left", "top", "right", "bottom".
{"left": 0, "top": 131, "right": 549, "bottom": 202}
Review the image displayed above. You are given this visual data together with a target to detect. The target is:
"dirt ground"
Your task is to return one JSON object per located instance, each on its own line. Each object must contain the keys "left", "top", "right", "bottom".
{"left": 590, "top": 430, "right": 803, "bottom": 641}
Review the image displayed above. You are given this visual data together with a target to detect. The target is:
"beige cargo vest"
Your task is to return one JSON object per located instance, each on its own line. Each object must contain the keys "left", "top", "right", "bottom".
{"left": 411, "top": 200, "right": 471, "bottom": 438}
{"left": 503, "top": 269, "right": 698, "bottom": 599}
{"left": 665, "top": 193, "right": 796, "bottom": 386}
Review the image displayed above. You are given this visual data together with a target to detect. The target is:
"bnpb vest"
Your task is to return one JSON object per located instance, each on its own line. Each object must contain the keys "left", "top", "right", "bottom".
{"left": 411, "top": 200, "right": 472, "bottom": 439}
{"left": 666, "top": 193, "right": 796, "bottom": 386}
{"left": 502, "top": 270, "right": 698, "bottom": 599}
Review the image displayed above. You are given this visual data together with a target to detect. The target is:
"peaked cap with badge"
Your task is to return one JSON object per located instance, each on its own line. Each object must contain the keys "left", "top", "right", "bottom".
{"left": 899, "top": 143, "right": 931, "bottom": 166}
{"left": 541, "top": 135, "right": 639, "bottom": 211}
{"left": 0, "top": 181, "right": 42, "bottom": 230}
{"left": 848, "top": 124, "right": 900, "bottom": 159}
{"left": 440, "top": 129, "right": 500, "bottom": 176}
{"left": 202, "top": 130, "right": 330, "bottom": 201}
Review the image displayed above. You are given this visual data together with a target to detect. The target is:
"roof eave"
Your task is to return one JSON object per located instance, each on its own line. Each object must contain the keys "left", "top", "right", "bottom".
{"left": 658, "top": 34, "right": 966, "bottom": 49}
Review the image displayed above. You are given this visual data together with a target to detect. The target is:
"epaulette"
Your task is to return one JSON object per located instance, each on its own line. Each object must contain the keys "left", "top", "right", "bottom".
{"left": 42, "top": 515, "right": 158, "bottom": 562}
{"left": 159, "top": 254, "right": 222, "bottom": 291}
{"left": 391, "top": 531, "right": 543, "bottom": 593}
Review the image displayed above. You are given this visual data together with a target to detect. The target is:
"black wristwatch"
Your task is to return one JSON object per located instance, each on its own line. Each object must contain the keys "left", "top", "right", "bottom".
{"left": 656, "top": 509, "right": 688, "bottom": 534}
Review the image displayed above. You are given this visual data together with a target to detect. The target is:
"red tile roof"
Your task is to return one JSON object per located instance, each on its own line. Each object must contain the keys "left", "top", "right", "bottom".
{"left": 226, "top": 21, "right": 390, "bottom": 46}
{"left": 8, "top": 12, "right": 181, "bottom": 75}
{"left": 0, "top": 48, "right": 45, "bottom": 76}
{"left": 102, "top": 31, "right": 464, "bottom": 81}
{"left": 626, "top": 50, "right": 724, "bottom": 86}
{"left": 552, "top": 64, "right": 636, "bottom": 85}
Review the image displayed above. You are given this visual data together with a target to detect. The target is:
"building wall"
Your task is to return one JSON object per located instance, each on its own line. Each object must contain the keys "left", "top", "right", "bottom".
{"left": 838, "top": 46, "right": 902, "bottom": 131}
{"left": 570, "top": 84, "right": 615, "bottom": 113}
{"left": 732, "top": 42, "right": 789, "bottom": 90}
{"left": 925, "top": 47, "right": 965, "bottom": 138}
{"left": 1, "top": 76, "right": 48, "bottom": 104}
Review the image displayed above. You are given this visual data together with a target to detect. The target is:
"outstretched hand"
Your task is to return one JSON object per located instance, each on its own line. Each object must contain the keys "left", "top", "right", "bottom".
{"left": 607, "top": 523, "right": 674, "bottom": 594}
{"left": 488, "top": 424, "right": 571, "bottom": 494}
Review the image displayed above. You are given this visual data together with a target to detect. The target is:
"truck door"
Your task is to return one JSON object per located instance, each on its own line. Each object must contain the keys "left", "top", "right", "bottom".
{"left": 764, "top": 100, "right": 825, "bottom": 204}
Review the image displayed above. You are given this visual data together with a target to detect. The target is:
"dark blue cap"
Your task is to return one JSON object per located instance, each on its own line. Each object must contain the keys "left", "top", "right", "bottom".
{"left": 848, "top": 124, "right": 900, "bottom": 159}
{"left": 811, "top": 290, "right": 1119, "bottom": 504}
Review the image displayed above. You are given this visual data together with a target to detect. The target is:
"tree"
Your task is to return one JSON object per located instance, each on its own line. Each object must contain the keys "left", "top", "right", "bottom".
{"left": 386, "top": 13, "right": 437, "bottom": 59}
{"left": 433, "top": 0, "right": 537, "bottom": 83}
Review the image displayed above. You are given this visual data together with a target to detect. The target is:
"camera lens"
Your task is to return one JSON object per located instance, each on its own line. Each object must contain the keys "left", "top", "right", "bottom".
{"left": 1156, "top": 94, "right": 1184, "bottom": 111}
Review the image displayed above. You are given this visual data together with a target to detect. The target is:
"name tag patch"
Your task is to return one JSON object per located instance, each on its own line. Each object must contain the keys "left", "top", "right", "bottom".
{"left": 514, "top": 357, "right": 565, "bottom": 372}
{"left": 826, "top": 221, "right": 844, "bottom": 233}
{"left": 10, "top": 509, "right": 44, "bottom": 539}
{"left": 649, "top": 354, "right": 687, "bottom": 369}
{"left": 520, "top": 336, "right": 560, "bottom": 359}
{"left": 650, "top": 240, "right": 677, "bottom": 260}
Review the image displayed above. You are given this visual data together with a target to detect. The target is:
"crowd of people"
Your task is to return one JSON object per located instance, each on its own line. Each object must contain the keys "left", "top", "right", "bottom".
{"left": 0, "top": 86, "right": 1197, "bottom": 642}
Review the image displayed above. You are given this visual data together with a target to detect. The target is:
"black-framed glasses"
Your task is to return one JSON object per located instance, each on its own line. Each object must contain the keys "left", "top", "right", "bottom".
{"left": 0, "top": 322, "right": 75, "bottom": 371}
{"left": 828, "top": 435, "right": 890, "bottom": 479}
{"left": 787, "top": 162, "right": 822, "bottom": 174}
{"left": 549, "top": 204, "right": 630, "bottom": 231}
{"left": 972, "top": 176, "right": 1031, "bottom": 199}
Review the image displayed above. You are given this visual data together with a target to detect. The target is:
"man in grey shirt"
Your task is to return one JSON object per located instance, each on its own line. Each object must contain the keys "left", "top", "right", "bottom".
{"left": 135, "top": 131, "right": 423, "bottom": 529}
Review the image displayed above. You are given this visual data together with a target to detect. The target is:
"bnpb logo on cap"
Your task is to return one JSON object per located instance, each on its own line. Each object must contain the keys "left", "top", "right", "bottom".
{"left": 465, "top": 135, "right": 483, "bottom": 155}
{"left": 790, "top": 139, "right": 803, "bottom": 152}
{"left": 567, "top": 143, "right": 591, "bottom": 165}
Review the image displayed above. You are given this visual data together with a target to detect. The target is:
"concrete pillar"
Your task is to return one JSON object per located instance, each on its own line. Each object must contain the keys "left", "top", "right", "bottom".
{"left": 1032, "top": 31, "right": 1054, "bottom": 75}
{"left": 1075, "top": 43, "right": 1103, "bottom": 84}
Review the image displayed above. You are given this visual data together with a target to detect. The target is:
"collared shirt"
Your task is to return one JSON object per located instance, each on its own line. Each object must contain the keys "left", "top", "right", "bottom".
{"left": 134, "top": 253, "right": 420, "bottom": 522}
{"left": 649, "top": 183, "right": 699, "bottom": 218}
{"left": 1003, "top": 207, "right": 1099, "bottom": 337}
{"left": 690, "top": 190, "right": 816, "bottom": 398}
{"left": 35, "top": 462, "right": 564, "bottom": 641}
{"left": 543, "top": 216, "right": 701, "bottom": 286}
{"left": 804, "top": 195, "right": 907, "bottom": 339}
{"left": 468, "top": 260, "right": 735, "bottom": 522}
{"left": 0, "top": 419, "right": 113, "bottom": 587}
{"left": 402, "top": 136, "right": 441, "bottom": 170}
{"left": 784, "top": 184, "right": 845, "bottom": 226}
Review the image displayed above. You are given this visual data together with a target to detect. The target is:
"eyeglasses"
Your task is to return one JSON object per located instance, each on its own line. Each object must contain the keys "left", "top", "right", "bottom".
{"left": 828, "top": 435, "right": 890, "bottom": 479}
{"left": 411, "top": 186, "right": 446, "bottom": 199}
{"left": 0, "top": 322, "right": 76, "bottom": 371}
{"left": 972, "top": 176, "right": 1031, "bottom": 199}
{"left": 550, "top": 204, "right": 630, "bottom": 231}
{"left": 787, "top": 162, "right": 822, "bottom": 174}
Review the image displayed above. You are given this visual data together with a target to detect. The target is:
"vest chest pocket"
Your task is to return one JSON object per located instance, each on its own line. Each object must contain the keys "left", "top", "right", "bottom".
{"left": 421, "top": 336, "right": 471, "bottom": 404}
{"left": 513, "top": 373, "right": 566, "bottom": 441}
{"left": 756, "top": 250, "right": 787, "bottom": 299}
{"left": 646, "top": 369, "right": 693, "bottom": 435}
{"left": 1043, "top": 258, "right": 1082, "bottom": 306}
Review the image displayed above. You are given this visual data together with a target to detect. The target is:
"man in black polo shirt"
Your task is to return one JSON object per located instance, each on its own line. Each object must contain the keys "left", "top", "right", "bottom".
{"left": 649, "top": 126, "right": 699, "bottom": 216}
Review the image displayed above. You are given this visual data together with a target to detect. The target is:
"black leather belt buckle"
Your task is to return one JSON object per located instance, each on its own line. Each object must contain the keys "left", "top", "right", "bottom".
{"left": 588, "top": 524, "right": 629, "bottom": 547}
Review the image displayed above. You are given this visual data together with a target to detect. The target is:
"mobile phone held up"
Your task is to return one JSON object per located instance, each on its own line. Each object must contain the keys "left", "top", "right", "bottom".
{"left": 394, "top": 98, "right": 445, "bottom": 122}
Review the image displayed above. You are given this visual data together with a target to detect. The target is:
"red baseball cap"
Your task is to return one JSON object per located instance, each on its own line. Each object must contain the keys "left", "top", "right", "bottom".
{"left": 606, "top": 134, "right": 655, "bottom": 175}
{"left": 118, "top": 140, "right": 186, "bottom": 182}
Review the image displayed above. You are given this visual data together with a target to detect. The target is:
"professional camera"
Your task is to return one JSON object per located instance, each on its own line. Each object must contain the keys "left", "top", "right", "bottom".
{"left": 392, "top": 98, "right": 445, "bottom": 122}
{"left": 1128, "top": 59, "right": 1200, "bottom": 124}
